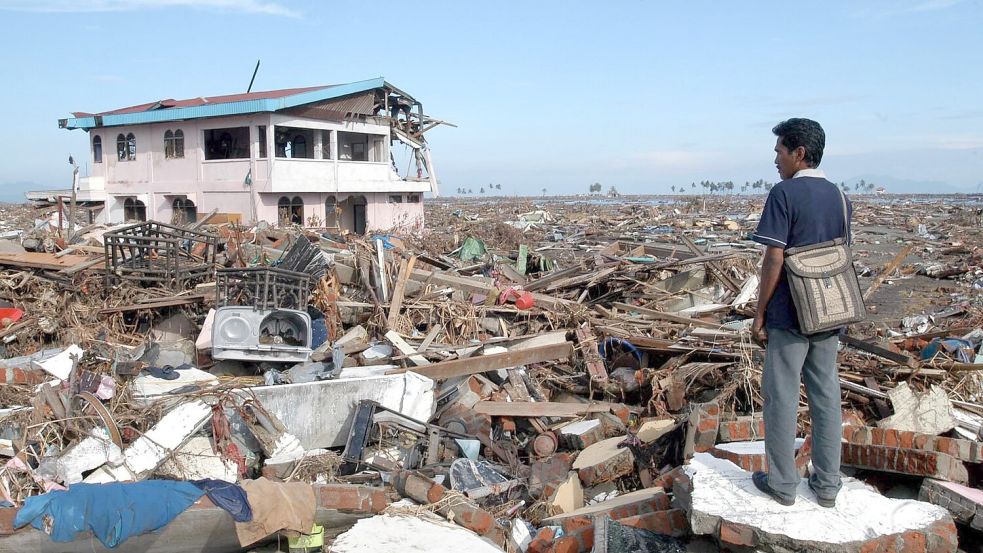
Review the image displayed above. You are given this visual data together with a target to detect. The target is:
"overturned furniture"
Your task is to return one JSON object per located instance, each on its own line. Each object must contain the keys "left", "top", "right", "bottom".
{"left": 104, "top": 221, "right": 218, "bottom": 289}
{"left": 212, "top": 267, "right": 313, "bottom": 363}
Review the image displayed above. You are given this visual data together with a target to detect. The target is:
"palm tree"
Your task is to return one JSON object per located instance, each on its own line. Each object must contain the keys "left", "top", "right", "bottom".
{"left": 542, "top": 187, "right": 547, "bottom": 196}
{"left": 480, "top": 187, "right": 485, "bottom": 194}
{"left": 671, "top": 185, "right": 676, "bottom": 194}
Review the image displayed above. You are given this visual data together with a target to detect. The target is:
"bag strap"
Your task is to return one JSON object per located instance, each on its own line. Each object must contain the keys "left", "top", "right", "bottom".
{"left": 837, "top": 187, "right": 851, "bottom": 245}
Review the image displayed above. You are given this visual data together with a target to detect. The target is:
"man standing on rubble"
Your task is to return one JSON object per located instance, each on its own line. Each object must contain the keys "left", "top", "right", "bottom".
{"left": 750, "top": 118, "right": 849, "bottom": 508}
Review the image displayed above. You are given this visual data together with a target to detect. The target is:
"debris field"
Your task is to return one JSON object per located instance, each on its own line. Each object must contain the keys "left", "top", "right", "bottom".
{"left": 0, "top": 194, "right": 981, "bottom": 553}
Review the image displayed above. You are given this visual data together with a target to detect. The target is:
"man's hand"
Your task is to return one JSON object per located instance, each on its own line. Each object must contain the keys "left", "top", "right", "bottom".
{"left": 751, "top": 316, "right": 768, "bottom": 347}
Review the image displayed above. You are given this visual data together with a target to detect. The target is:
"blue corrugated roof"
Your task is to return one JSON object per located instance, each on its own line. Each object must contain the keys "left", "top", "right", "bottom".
{"left": 60, "top": 77, "right": 389, "bottom": 130}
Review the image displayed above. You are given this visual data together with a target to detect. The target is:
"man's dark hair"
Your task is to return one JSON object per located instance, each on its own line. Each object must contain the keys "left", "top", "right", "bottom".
{"left": 772, "top": 118, "right": 825, "bottom": 167}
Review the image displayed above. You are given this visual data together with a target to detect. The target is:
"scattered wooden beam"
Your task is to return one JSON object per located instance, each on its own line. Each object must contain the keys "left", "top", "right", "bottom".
{"left": 402, "top": 342, "right": 575, "bottom": 381}
{"left": 384, "top": 330, "right": 431, "bottom": 366}
{"left": 611, "top": 302, "right": 726, "bottom": 330}
{"left": 386, "top": 256, "right": 416, "bottom": 329}
{"left": 99, "top": 295, "right": 207, "bottom": 314}
{"left": 472, "top": 401, "right": 611, "bottom": 418}
{"left": 840, "top": 334, "right": 917, "bottom": 368}
{"left": 863, "top": 245, "right": 914, "bottom": 301}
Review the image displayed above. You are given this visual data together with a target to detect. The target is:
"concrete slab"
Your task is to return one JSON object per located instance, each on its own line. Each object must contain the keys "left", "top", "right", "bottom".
{"left": 331, "top": 513, "right": 503, "bottom": 553}
{"left": 680, "top": 452, "right": 957, "bottom": 552}
{"left": 247, "top": 371, "right": 435, "bottom": 449}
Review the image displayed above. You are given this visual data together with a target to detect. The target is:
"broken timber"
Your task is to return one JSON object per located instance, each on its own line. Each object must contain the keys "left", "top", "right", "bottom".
{"left": 398, "top": 342, "right": 574, "bottom": 380}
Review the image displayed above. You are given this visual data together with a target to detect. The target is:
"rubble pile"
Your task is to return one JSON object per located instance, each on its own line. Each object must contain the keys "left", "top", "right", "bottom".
{"left": 0, "top": 194, "right": 980, "bottom": 552}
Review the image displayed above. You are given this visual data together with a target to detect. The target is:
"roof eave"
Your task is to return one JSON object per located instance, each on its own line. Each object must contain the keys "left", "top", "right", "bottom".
{"left": 59, "top": 76, "right": 388, "bottom": 131}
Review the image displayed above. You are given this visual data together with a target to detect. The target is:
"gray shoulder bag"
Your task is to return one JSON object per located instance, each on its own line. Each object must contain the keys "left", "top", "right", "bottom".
{"left": 782, "top": 189, "right": 866, "bottom": 334}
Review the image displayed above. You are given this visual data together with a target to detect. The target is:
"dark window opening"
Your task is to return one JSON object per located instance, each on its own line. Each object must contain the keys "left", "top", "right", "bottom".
{"left": 258, "top": 125, "right": 267, "bottom": 158}
{"left": 325, "top": 195, "right": 338, "bottom": 227}
{"left": 339, "top": 132, "right": 384, "bottom": 162}
{"left": 278, "top": 196, "right": 304, "bottom": 226}
{"left": 204, "top": 127, "right": 249, "bottom": 160}
{"left": 407, "top": 194, "right": 420, "bottom": 203}
{"left": 388, "top": 194, "right": 403, "bottom": 204}
{"left": 92, "top": 135, "right": 102, "bottom": 163}
{"left": 274, "top": 126, "right": 315, "bottom": 159}
{"left": 171, "top": 197, "right": 197, "bottom": 225}
{"left": 123, "top": 198, "right": 146, "bottom": 222}
{"left": 117, "top": 133, "right": 136, "bottom": 161}
{"left": 164, "top": 129, "right": 184, "bottom": 159}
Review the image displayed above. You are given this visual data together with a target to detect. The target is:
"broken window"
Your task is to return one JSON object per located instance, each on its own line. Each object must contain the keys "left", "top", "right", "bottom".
{"left": 388, "top": 194, "right": 403, "bottom": 204}
{"left": 123, "top": 198, "right": 146, "bottom": 222}
{"left": 339, "top": 132, "right": 368, "bottom": 161}
{"left": 320, "top": 130, "right": 332, "bottom": 159}
{"left": 278, "top": 196, "right": 304, "bottom": 226}
{"left": 171, "top": 197, "right": 197, "bottom": 225}
{"left": 258, "top": 125, "right": 267, "bottom": 158}
{"left": 164, "top": 129, "right": 184, "bottom": 159}
{"left": 325, "top": 195, "right": 338, "bottom": 227}
{"left": 407, "top": 194, "right": 421, "bottom": 203}
{"left": 117, "top": 133, "right": 136, "bottom": 161}
{"left": 274, "top": 126, "right": 315, "bottom": 159}
{"left": 92, "top": 135, "right": 102, "bottom": 163}
{"left": 203, "top": 127, "right": 249, "bottom": 160}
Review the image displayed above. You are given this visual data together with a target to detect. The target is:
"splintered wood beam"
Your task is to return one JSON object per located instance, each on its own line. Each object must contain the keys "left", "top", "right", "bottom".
{"left": 840, "top": 334, "right": 918, "bottom": 368}
{"left": 384, "top": 330, "right": 431, "bottom": 366}
{"left": 404, "top": 342, "right": 574, "bottom": 381}
{"left": 863, "top": 245, "right": 914, "bottom": 301}
{"left": 472, "top": 400, "right": 611, "bottom": 418}
{"left": 611, "top": 302, "right": 726, "bottom": 330}
{"left": 386, "top": 255, "right": 416, "bottom": 329}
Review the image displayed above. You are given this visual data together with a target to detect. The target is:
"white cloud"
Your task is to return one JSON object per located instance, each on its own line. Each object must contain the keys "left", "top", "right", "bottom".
{"left": 0, "top": 0, "right": 299, "bottom": 17}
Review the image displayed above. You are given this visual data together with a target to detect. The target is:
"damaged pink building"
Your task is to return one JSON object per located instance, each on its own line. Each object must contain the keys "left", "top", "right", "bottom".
{"left": 54, "top": 78, "right": 445, "bottom": 233}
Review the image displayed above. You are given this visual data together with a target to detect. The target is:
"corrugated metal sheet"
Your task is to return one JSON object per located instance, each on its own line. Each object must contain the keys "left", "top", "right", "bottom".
{"left": 60, "top": 77, "right": 388, "bottom": 130}
{"left": 283, "top": 91, "right": 377, "bottom": 120}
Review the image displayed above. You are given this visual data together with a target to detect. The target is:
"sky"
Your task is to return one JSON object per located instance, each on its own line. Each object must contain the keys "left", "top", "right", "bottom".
{"left": 0, "top": 0, "right": 981, "bottom": 201}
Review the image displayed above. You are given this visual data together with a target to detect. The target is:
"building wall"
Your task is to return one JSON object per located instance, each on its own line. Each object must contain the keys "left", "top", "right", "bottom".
{"left": 84, "top": 113, "right": 431, "bottom": 229}
{"left": 255, "top": 191, "right": 424, "bottom": 231}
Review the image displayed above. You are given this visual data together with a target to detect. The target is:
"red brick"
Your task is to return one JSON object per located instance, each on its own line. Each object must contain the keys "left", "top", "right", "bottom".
{"left": 719, "top": 521, "right": 755, "bottom": 546}
{"left": 617, "top": 509, "right": 691, "bottom": 538}
{"left": 527, "top": 528, "right": 556, "bottom": 553}
{"left": 551, "top": 537, "right": 580, "bottom": 553}
{"left": 841, "top": 444, "right": 969, "bottom": 483}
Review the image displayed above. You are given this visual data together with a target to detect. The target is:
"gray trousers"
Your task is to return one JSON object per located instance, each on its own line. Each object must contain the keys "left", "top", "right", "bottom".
{"left": 763, "top": 327, "right": 843, "bottom": 499}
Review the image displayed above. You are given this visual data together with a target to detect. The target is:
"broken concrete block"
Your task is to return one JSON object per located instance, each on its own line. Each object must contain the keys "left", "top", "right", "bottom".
{"left": 31, "top": 344, "right": 83, "bottom": 380}
{"left": 85, "top": 400, "right": 211, "bottom": 483}
{"left": 548, "top": 471, "right": 584, "bottom": 515}
{"left": 684, "top": 401, "right": 719, "bottom": 457}
{"left": 708, "top": 438, "right": 805, "bottom": 473}
{"left": 878, "top": 382, "right": 956, "bottom": 435}
{"left": 131, "top": 366, "right": 219, "bottom": 400}
{"left": 529, "top": 452, "right": 575, "bottom": 500}
{"left": 157, "top": 436, "right": 238, "bottom": 482}
{"left": 334, "top": 324, "right": 369, "bottom": 354}
{"left": 844, "top": 424, "right": 980, "bottom": 464}
{"left": 717, "top": 415, "right": 765, "bottom": 442}
{"left": 38, "top": 428, "right": 122, "bottom": 485}
{"left": 544, "top": 486, "right": 670, "bottom": 526}
{"left": 557, "top": 419, "right": 605, "bottom": 450}
{"left": 919, "top": 478, "right": 983, "bottom": 531}
{"left": 247, "top": 371, "right": 435, "bottom": 449}
{"left": 841, "top": 443, "right": 969, "bottom": 484}
{"left": 330, "top": 513, "right": 504, "bottom": 553}
{"left": 681, "top": 453, "right": 957, "bottom": 552}
{"left": 572, "top": 436, "right": 635, "bottom": 487}
{"left": 636, "top": 418, "right": 675, "bottom": 443}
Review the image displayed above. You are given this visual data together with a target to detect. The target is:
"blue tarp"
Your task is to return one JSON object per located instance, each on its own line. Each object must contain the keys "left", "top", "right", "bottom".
{"left": 14, "top": 481, "right": 204, "bottom": 548}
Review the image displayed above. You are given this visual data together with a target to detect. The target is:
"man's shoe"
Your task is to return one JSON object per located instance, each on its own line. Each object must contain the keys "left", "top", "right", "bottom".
{"left": 752, "top": 471, "right": 795, "bottom": 506}
{"left": 808, "top": 480, "right": 836, "bottom": 508}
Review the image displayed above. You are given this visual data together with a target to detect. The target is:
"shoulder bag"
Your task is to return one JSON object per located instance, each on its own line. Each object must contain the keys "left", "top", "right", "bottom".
{"left": 782, "top": 189, "right": 866, "bottom": 334}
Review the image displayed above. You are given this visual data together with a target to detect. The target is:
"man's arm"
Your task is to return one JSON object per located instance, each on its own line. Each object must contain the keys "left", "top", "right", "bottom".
{"left": 752, "top": 246, "right": 785, "bottom": 345}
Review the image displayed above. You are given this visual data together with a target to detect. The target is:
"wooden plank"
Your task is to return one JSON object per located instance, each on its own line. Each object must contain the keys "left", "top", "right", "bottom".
{"left": 409, "top": 267, "right": 574, "bottom": 308}
{"left": 386, "top": 256, "right": 416, "bottom": 329}
{"left": 59, "top": 256, "right": 105, "bottom": 275}
{"left": 384, "top": 330, "right": 430, "bottom": 366}
{"left": 417, "top": 325, "right": 443, "bottom": 353}
{"left": 863, "top": 245, "right": 914, "bottom": 301}
{"left": 840, "top": 334, "right": 917, "bottom": 367}
{"left": 575, "top": 327, "right": 608, "bottom": 382}
{"left": 611, "top": 301, "right": 726, "bottom": 330}
{"left": 0, "top": 252, "right": 93, "bottom": 271}
{"left": 472, "top": 400, "right": 611, "bottom": 418}
{"left": 99, "top": 294, "right": 206, "bottom": 314}
{"left": 406, "top": 342, "right": 574, "bottom": 381}
{"left": 864, "top": 377, "right": 892, "bottom": 419}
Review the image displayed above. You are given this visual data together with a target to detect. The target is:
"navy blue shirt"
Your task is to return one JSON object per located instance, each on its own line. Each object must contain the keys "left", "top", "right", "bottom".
{"left": 752, "top": 176, "right": 853, "bottom": 331}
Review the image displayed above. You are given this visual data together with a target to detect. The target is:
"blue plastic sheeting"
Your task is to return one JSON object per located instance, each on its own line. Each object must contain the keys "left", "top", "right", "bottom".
{"left": 192, "top": 479, "right": 252, "bottom": 522}
{"left": 14, "top": 481, "right": 204, "bottom": 548}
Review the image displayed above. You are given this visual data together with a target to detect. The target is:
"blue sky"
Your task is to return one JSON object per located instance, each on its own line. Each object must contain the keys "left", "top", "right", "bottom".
{"left": 0, "top": 0, "right": 981, "bottom": 200}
